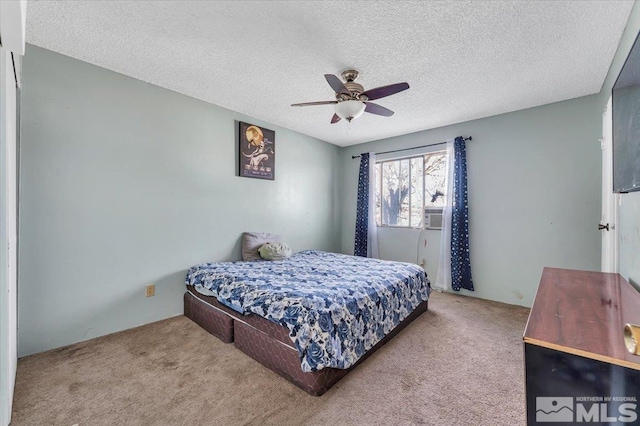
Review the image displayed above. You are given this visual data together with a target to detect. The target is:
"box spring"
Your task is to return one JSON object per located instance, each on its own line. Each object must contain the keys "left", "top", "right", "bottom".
{"left": 183, "top": 287, "right": 427, "bottom": 396}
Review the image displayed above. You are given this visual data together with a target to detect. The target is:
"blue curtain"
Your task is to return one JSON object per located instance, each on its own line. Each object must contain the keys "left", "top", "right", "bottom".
{"left": 451, "top": 137, "right": 474, "bottom": 291}
{"left": 354, "top": 153, "right": 370, "bottom": 257}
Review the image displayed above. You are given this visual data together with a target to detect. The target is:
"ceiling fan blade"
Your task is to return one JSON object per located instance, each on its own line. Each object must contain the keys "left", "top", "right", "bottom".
{"left": 291, "top": 100, "right": 338, "bottom": 107}
{"left": 365, "top": 102, "right": 394, "bottom": 117}
{"left": 331, "top": 113, "right": 341, "bottom": 124}
{"left": 325, "top": 74, "right": 350, "bottom": 96}
{"left": 361, "top": 82, "right": 409, "bottom": 101}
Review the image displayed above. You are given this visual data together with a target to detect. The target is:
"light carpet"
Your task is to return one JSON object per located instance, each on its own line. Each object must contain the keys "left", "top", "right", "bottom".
{"left": 12, "top": 291, "right": 530, "bottom": 425}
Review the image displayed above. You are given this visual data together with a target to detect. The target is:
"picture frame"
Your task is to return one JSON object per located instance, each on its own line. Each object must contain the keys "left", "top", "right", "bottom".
{"left": 238, "top": 121, "right": 276, "bottom": 180}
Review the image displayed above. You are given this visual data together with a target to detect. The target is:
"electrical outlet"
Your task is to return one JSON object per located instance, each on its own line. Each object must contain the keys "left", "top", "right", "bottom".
{"left": 146, "top": 284, "right": 155, "bottom": 297}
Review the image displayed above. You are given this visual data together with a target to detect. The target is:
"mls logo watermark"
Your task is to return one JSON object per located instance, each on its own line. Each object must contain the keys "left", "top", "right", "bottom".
{"left": 536, "top": 397, "right": 638, "bottom": 423}
{"left": 536, "top": 398, "right": 573, "bottom": 422}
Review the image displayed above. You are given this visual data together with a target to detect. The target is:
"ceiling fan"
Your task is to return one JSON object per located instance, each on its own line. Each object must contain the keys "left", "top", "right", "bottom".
{"left": 291, "top": 69, "right": 409, "bottom": 124}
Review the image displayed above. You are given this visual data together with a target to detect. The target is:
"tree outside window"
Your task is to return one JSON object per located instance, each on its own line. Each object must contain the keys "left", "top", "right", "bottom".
{"left": 376, "top": 151, "right": 447, "bottom": 228}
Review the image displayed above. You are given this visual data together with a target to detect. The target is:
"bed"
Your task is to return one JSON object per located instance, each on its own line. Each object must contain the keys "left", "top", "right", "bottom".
{"left": 183, "top": 250, "right": 430, "bottom": 396}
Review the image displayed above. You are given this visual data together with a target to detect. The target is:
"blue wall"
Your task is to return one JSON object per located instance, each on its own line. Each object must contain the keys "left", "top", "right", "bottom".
{"left": 340, "top": 95, "right": 602, "bottom": 307}
{"left": 18, "top": 46, "right": 341, "bottom": 356}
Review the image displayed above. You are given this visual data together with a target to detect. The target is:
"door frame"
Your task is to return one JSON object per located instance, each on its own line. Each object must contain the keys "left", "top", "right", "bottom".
{"left": 601, "top": 96, "right": 619, "bottom": 273}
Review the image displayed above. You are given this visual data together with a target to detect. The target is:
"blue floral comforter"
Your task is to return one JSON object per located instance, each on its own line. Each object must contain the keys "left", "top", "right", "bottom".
{"left": 185, "top": 250, "right": 430, "bottom": 372}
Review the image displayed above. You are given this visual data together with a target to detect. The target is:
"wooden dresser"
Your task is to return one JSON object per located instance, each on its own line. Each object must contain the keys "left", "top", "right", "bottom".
{"left": 523, "top": 268, "right": 640, "bottom": 425}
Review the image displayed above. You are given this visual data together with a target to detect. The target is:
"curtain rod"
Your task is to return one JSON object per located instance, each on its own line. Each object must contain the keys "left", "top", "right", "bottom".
{"left": 351, "top": 136, "right": 472, "bottom": 159}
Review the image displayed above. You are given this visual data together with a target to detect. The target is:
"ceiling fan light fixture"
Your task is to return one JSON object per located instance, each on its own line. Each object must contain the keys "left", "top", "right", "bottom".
{"left": 334, "top": 100, "right": 366, "bottom": 122}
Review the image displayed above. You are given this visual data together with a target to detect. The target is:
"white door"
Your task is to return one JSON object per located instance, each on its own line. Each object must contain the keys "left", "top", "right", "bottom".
{"left": 601, "top": 96, "right": 619, "bottom": 273}
{"left": 0, "top": 48, "right": 19, "bottom": 426}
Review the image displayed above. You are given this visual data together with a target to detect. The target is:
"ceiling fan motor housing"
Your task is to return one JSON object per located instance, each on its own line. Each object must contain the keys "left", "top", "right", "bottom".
{"left": 337, "top": 84, "right": 365, "bottom": 101}
{"left": 346, "top": 82, "right": 364, "bottom": 95}
{"left": 338, "top": 69, "right": 366, "bottom": 100}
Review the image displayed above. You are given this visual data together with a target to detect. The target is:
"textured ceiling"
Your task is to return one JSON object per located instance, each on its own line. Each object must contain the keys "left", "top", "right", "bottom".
{"left": 26, "top": 1, "right": 634, "bottom": 147}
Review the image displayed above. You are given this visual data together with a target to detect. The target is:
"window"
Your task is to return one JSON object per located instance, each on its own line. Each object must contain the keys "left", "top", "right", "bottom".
{"left": 375, "top": 151, "right": 447, "bottom": 228}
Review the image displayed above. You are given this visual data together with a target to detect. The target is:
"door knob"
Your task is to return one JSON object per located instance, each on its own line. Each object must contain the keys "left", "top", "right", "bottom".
{"left": 598, "top": 223, "right": 610, "bottom": 231}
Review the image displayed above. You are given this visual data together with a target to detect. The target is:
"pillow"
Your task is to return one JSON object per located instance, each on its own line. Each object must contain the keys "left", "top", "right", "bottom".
{"left": 258, "top": 242, "right": 292, "bottom": 261}
{"left": 242, "top": 232, "right": 282, "bottom": 261}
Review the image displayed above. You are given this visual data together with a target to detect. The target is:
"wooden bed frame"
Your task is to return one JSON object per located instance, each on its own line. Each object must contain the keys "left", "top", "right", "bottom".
{"left": 183, "top": 287, "right": 428, "bottom": 396}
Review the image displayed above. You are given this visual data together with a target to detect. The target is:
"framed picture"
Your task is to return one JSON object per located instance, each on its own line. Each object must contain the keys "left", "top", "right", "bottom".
{"left": 238, "top": 121, "right": 275, "bottom": 180}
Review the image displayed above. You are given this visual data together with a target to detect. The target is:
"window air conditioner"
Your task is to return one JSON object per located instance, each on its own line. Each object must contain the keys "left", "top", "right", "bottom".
{"left": 424, "top": 208, "right": 443, "bottom": 230}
